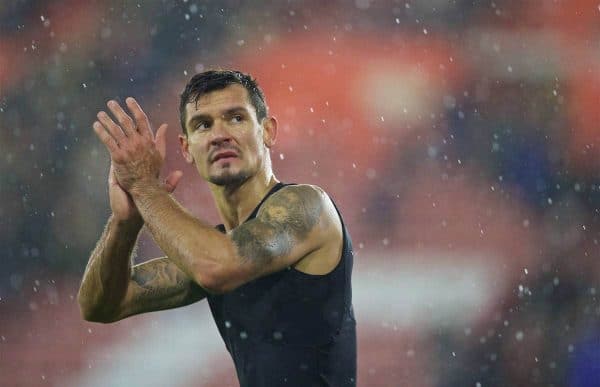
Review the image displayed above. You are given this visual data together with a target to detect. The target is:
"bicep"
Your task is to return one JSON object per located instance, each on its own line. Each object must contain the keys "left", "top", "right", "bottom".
{"left": 115, "top": 257, "right": 207, "bottom": 320}
{"left": 229, "top": 185, "right": 331, "bottom": 277}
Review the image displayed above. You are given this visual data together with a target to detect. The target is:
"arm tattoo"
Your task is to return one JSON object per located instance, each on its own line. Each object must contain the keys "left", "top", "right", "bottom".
{"left": 130, "top": 258, "right": 202, "bottom": 307}
{"left": 231, "top": 185, "right": 323, "bottom": 266}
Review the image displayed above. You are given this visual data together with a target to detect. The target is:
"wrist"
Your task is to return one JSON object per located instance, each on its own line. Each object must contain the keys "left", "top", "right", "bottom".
{"left": 111, "top": 213, "right": 144, "bottom": 232}
{"left": 129, "top": 178, "right": 162, "bottom": 200}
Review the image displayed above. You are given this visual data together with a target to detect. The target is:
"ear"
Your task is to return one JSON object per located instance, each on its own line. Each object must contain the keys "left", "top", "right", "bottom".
{"left": 262, "top": 116, "right": 278, "bottom": 148}
{"left": 178, "top": 134, "right": 194, "bottom": 164}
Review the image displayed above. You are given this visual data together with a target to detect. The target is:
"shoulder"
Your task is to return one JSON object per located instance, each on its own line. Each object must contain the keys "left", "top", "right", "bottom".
{"left": 258, "top": 184, "right": 332, "bottom": 218}
{"left": 257, "top": 184, "right": 340, "bottom": 235}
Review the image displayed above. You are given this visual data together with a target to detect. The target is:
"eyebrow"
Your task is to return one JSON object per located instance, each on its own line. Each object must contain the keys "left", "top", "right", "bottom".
{"left": 222, "top": 106, "right": 250, "bottom": 116}
{"left": 187, "top": 106, "right": 250, "bottom": 128}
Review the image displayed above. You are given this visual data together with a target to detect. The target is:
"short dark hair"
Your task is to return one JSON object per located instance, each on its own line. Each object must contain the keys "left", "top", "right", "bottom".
{"left": 179, "top": 70, "right": 267, "bottom": 134}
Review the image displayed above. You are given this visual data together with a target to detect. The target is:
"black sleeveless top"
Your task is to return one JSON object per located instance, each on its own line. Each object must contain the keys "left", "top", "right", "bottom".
{"left": 207, "top": 183, "right": 356, "bottom": 387}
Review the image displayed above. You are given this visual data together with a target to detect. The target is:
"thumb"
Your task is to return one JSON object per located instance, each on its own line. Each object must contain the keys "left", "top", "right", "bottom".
{"left": 164, "top": 170, "right": 183, "bottom": 193}
{"left": 108, "top": 163, "right": 116, "bottom": 184}
{"left": 155, "top": 123, "right": 168, "bottom": 160}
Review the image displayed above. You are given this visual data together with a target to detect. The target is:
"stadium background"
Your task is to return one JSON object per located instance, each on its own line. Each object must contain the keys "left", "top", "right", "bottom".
{"left": 1, "top": 1, "right": 600, "bottom": 385}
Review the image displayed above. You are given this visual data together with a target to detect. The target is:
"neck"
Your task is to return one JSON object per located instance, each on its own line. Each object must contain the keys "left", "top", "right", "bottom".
{"left": 209, "top": 168, "right": 279, "bottom": 231}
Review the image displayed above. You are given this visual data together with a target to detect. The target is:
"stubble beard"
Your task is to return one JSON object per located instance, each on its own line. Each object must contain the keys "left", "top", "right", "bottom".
{"left": 208, "top": 168, "right": 251, "bottom": 187}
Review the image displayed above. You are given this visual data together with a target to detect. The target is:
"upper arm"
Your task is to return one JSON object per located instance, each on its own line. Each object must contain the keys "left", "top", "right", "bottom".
{"left": 225, "top": 184, "right": 339, "bottom": 288}
{"left": 114, "top": 257, "right": 207, "bottom": 321}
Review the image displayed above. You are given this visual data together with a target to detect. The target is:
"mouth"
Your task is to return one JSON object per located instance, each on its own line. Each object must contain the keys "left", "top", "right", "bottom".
{"left": 211, "top": 150, "right": 239, "bottom": 163}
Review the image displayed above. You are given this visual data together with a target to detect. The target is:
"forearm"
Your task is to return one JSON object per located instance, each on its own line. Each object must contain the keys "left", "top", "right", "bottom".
{"left": 77, "top": 214, "right": 143, "bottom": 321}
{"left": 131, "top": 184, "right": 234, "bottom": 292}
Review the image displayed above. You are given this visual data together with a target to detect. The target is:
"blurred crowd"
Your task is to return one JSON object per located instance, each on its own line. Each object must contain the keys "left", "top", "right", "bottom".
{"left": 1, "top": 0, "right": 599, "bottom": 386}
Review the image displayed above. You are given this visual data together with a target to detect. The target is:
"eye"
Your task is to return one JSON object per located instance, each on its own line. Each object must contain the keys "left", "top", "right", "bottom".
{"left": 195, "top": 121, "right": 209, "bottom": 131}
{"left": 231, "top": 114, "right": 243, "bottom": 123}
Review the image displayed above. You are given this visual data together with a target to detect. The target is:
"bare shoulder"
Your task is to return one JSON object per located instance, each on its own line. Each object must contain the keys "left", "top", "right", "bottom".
{"left": 258, "top": 183, "right": 340, "bottom": 233}
{"left": 259, "top": 184, "right": 329, "bottom": 220}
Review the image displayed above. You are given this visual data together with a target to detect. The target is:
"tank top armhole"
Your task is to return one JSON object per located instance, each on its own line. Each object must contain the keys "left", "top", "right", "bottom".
{"left": 289, "top": 194, "right": 350, "bottom": 278}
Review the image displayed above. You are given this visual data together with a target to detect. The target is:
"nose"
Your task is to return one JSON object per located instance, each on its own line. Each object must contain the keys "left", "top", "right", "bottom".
{"left": 208, "top": 118, "right": 232, "bottom": 147}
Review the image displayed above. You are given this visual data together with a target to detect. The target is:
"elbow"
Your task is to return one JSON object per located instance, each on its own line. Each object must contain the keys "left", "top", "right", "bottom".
{"left": 190, "top": 245, "right": 245, "bottom": 295}
{"left": 193, "top": 265, "right": 239, "bottom": 295}
{"left": 79, "top": 307, "right": 119, "bottom": 324}
{"left": 77, "top": 293, "right": 119, "bottom": 324}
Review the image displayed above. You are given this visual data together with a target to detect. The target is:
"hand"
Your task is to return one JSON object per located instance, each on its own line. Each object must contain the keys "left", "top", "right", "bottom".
{"left": 94, "top": 97, "right": 183, "bottom": 221}
{"left": 94, "top": 97, "right": 175, "bottom": 193}
{"left": 108, "top": 163, "right": 183, "bottom": 223}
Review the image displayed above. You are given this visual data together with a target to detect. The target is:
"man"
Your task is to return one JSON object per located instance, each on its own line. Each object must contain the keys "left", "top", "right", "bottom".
{"left": 78, "top": 70, "right": 356, "bottom": 386}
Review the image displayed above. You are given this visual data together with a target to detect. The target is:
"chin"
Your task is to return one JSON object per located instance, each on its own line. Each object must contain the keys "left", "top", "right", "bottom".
{"left": 208, "top": 170, "right": 251, "bottom": 187}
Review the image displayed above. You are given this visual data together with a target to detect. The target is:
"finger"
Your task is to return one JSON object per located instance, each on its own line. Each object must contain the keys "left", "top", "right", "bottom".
{"left": 155, "top": 123, "right": 168, "bottom": 160}
{"left": 125, "top": 97, "right": 152, "bottom": 139}
{"left": 164, "top": 170, "right": 183, "bottom": 193}
{"left": 97, "top": 111, "right": 126, "bottom": 144}
{"left": 93, "top": 121, "right": 120, "bottom": 154}
{"left": 107, "top": 100, "right": 136, "bottom": 137}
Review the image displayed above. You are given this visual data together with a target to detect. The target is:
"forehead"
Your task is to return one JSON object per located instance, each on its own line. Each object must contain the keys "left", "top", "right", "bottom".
{"left": 184, "top": 84, "right": 254, "bottom": 120}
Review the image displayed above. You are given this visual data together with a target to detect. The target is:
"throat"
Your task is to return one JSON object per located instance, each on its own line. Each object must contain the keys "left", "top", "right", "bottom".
{"left": 213, "top": 176, "right": 279, "bottom": 231}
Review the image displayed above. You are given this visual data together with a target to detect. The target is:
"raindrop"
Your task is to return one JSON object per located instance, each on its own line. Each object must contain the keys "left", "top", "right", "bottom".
{"left": 515, "top": 331, "right": 524, "bottom": 341}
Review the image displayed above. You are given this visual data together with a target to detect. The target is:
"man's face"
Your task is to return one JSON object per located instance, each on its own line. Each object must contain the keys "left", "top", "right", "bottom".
{"left": 180, "top": 84, "right": 272, "bottom": 187}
